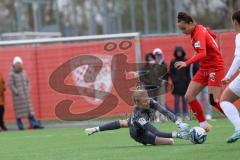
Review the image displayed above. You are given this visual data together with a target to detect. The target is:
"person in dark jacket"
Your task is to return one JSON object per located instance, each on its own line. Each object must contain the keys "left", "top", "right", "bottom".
{"left": 140, "top": 53, "right": 156, "bottom": 87}
{"left": 141, "top": 52, "right": 168, "bottom": 93}
{"left": 170, "top": 46, "right": 191, "bottom": 120}
{"left": 0, "top": 72, "right": 7, "bottom": 131}
{"left": 153, "top": 48, "right": 169, "bottom": 122}
{"left": 140, "top": 52, "right": 169, "bottom": 122}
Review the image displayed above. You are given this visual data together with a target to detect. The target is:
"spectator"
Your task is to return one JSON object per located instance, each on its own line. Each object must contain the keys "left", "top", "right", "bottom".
{"left": 145, "top": 52, "right": 155, "bottom": 64}
{"left": 153, "top": 48, "right": 168, "bottom": 105}
{"left": 153, "top": 48, "right": 169, "bottom": 122}
{"left": 140, "top": 52, "right": 168, "bottom": 122}
{"left": 170, "top": 46, "right": 191, "bottom": 120}
{"left": 0, "top": 71, "right": 7, "bottom": 131}
{"left": 140, "top": 52, "right": 156, "bottom": 88}
{"left": 8, "top": 56, "right": 43, "bottom": 130}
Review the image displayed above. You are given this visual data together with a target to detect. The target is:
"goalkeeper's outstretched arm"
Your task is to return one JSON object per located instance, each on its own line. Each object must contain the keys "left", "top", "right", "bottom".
{"left": 85, "top": 120, "right": 128, "bottom": 135}
{"left": 150, "top": 99, "right": 190, "bottom": 131}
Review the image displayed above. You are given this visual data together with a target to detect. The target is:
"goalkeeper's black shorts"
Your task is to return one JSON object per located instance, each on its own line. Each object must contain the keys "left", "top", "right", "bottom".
{"left": 129, "top": 124, "right": 156, "bottom": 145}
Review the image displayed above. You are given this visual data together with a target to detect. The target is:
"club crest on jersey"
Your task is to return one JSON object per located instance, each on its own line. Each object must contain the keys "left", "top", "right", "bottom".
{"left": 194, "top": 41, "right": 201, "bottom": 48}
{"left": 209, "top": 72, "right": 216, "bottom": 82}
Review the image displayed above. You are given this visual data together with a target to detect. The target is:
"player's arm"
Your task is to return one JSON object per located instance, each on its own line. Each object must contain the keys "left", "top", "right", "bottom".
{"left": 185, "top": 32, "right": 207, "bottom": 65}
{"left": 133, "top": 118, "right": 176, "bottom": 144}
{"left": 150, "top": 99, "right": 177, "bottom": 122}
{"left": 223, "top": 35, "right": 240, "bottom": 83}
{"left": 224, "top": 56, "right": 240, "bottom": 79}
{"left": 185, "top": 50, "right": 206, "bottom": 66}
{"left": 140, "top": 121, "right": 190, "bottom": 141}
{"left": 175, "top": 31, "right": 207, "bottom": 69}
{"left": 85, "top": 120, "right": 128, "bottom": 135}
{"left": 150, "top": 99, "right": 190, "bottom": 131}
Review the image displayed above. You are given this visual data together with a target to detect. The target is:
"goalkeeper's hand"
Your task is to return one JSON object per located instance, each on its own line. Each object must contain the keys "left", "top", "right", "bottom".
{"left": 176, "top": 121, "right": 191, "bottom": 132}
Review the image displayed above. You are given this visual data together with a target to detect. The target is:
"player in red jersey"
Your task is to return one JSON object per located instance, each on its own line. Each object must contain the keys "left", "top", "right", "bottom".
{"left": 174, "top": 12, "right": 225, "bottom": 132}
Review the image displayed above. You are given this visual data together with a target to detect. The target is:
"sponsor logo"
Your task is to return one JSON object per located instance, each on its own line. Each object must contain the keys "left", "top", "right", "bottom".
{"left": 72, "top": 55, "right": 112, "bottom": 105}
{"left": 49, "top": 41, "right": 172, "bottom": 121}
{"left": 138, "top": 118, "right": 147, "bottom": 126}
{"left": 209, "top": 72, "right": 216, "bottom": 82}
{"left": 194, "top": 41, "right": 201, "bottom": 48}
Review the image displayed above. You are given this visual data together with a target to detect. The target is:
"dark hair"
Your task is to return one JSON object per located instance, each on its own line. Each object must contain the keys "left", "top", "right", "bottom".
{"left": 177, "top": 12, "right": 193, "bottom": 23}
{"left": 145, "top": 52, "right": 155, "bottom": 62}
{"left": 174, "top": 46, "right": 186, "bottom": 60}
{"left": 232, "top": 10, "right": 240, "bottom": 24}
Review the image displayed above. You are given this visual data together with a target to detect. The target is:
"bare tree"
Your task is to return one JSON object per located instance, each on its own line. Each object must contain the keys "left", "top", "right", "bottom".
{"left": 0, "top": 0, "right": 16, "bottom": 33}
{"left": 182, "top": 0, "right": 236, "bottom": 29}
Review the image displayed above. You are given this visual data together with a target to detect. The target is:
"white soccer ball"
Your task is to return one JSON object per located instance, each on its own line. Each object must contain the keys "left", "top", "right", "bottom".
{"left": 189, "top": 126, "right": 207, "bottom": 144}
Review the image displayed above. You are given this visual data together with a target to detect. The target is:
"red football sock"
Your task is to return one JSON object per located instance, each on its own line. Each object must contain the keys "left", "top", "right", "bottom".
{"left": 188, "top": 99, "right": 206, "bottom": 122}
{"left": 214, "top": 102, "right": 225, "bottom": 115}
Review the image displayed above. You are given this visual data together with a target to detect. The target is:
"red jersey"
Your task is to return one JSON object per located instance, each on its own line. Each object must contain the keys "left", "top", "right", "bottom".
{"left": 185, "top": 25, "right": 224, "bottom": 70}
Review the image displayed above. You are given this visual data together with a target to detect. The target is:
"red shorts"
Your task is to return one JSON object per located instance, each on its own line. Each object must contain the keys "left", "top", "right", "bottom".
{"left": 192, "top": 69, "right": 225, "bottom": 87}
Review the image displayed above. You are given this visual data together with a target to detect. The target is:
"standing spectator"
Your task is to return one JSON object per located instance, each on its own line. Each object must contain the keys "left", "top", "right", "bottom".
{"left": 190, "top": 62, "right": 212, "bottom": 120}
{"left": 0, "top": 71, "right": 7, "bottom": 131}
{"left": 140, "top": 53, "right": 156, "bottom": 88}
{"left": 153, "top": 48, "right": 169, "bottom": 122}
{"left": 170, "top": 46, "right": 191, "bottom": 120}
{"left": 8, "top": 56, "right": 43, "bottom": 130}
{"left": 153, "top": 48, "right": 168, "bottom": 104}
{"left": 140, "top": 53, "right": 156, "bottom": 122}
{"left": 145, "top": 52, "right": 155, "bottom": 65}
{"left": 140, "top": 52, "right": 168, "bottom": 122}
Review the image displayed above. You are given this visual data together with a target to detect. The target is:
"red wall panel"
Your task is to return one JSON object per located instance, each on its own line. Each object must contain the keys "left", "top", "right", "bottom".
{"left": 0, "top": 32, "right": 238, "bottom": 121}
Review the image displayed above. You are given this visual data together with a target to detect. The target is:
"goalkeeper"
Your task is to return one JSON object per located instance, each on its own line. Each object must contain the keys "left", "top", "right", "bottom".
{"left": 85, "top": 86, "right": 191, "bottom": 145}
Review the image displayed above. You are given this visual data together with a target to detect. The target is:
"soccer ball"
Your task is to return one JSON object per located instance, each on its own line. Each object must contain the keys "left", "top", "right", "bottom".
{"left": 189, "top": 127, "right": 207, "bottom": 144}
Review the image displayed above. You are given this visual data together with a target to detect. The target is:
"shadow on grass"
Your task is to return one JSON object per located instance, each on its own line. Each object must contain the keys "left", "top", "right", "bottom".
{"left": 93, "top": 142, "right": 193, "bottom": 150}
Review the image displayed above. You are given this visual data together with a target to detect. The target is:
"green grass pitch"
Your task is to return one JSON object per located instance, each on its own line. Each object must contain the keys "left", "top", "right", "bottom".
{"left": 0, "top": 119, "right": 240, "bottom": 160}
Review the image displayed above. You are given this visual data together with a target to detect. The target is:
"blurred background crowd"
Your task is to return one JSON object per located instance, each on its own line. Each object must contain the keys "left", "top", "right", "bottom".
{"left": 141, "top": 46, "right": 212, "bottom": 122}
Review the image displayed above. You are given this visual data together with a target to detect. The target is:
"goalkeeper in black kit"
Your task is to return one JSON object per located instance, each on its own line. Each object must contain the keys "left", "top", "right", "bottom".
{"left": 85, "top": 87, "right": 191, "bottom": 145}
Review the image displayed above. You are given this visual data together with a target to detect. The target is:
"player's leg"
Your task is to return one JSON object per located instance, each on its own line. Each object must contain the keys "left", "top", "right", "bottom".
{"left": 155, "top": 137, "right": 174, "bottom": 145}
{"left": 220, "top": 77, "right": 240, "bottom": 143}
{"left": 144, "top": 122, "right": 190, "bottom": 140}
{"left": 208, "top": 86, "right": 225, "bottom": 115}
{"left": 130, "top": 123, "right": 188, "bottom": 145}
{"left": 85, "top": 120, "right": 128, "bottom": 135}
{"left": 143, "top": 130, "right": 174, "bottom": 145}
{"left": 144, "top": 122, "right": 173, "bottom": 138}
{"left": 185, "top": 81, "right": 208, "bottom": 128}
{"left": 203, "top": 87, "right": 212, "bottom": 120}
{"left": 208, "top": 69, "right": 225, "bottom": 115}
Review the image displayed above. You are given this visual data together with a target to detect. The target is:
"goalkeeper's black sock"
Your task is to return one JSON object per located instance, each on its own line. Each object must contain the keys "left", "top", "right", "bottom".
{"left": 99, "top": 121, "right": 121, "bottom": 131}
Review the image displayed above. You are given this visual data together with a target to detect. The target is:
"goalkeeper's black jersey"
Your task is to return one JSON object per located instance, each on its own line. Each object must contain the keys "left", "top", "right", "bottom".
{"left": 130, "top": 100, "right": 156, "bottom": 124}
{"left": 128, "top": 98, "right": 177, "bottom": 127}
